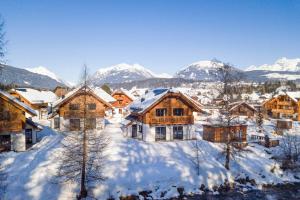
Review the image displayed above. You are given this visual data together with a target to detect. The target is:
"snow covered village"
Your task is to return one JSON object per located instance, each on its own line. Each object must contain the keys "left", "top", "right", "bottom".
{"left": 0, "top": 1, "right": 300, "bottom": 200}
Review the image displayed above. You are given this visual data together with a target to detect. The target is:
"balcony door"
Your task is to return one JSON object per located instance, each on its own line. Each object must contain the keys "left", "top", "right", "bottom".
{"left": 132, "top": 124, "right": 137, "bottom": 138}
{"left": 155, "top": 126, "right": 166, "bottom": 141}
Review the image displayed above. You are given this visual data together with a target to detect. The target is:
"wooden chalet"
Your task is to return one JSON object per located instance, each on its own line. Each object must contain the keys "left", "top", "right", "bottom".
{"left": 49, "top": 86, "right": 114, "bottom": 131}
{"left": 203, "top": 123, "right": 247, "bottom": 144}
{"left": 263, "top": 92, "right": 300, "bottom": 121}
{"left": 0, "top": 90, "right": 40, "bottom": 152}
{"left": 9, "top": 88, "right": 58, "bottom": 120}
{"left": 53, "top": 86, "right": 70, "bottom": 98}
{"left": 111, "top": 89, "right": 134, "bottom": 114}
{"left": 124, "top": 88, "right": 205, "bottom": 142}
{"left": 228, "top": 102, "right": 257, "bottom": 117}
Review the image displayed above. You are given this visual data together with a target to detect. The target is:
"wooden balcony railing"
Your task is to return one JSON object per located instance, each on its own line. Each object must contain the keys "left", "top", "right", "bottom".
{"left": 63, "top": 110, "right": 105, "bottom": 118}
{"left": 0, "top": 121, "right": 23, "bottom": 132}
{"left": 150, "top": 116, "right": 194, "bottom": 125}
{"left": 272, "top": 109, "right": 295, "bottom": 115}
{"left": 277, "top": 101, "right": 292, "bottom": 106}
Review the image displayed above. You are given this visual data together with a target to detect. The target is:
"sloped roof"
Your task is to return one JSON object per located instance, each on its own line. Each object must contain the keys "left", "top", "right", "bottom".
{"left": 263, "top": 91, "right": 300, "bottom": 105}
{"left": 229, "top": 101, "right": 257, "bottom": 112}
{"left": 0, "top": 90, "right": 37, "bottom": 116}
{"left": 112, "top": 88, "right": 135, "bottom": 101}
{"left": 12, "top": 88, "right": 58, "bottom": 104}
{"left": 129, "top": 88, "right": 205, "bottom": 114}
{"left": 52, "top": 85, "right": 114, "bottom": 109}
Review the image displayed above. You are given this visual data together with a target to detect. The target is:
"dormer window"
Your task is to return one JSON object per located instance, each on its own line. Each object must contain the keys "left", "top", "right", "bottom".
{"left": 173, "top": 108, "right": 184, "bottom": 116}
{"left": 156, "top": 108, "right": 167, "bottom": 116}
{"left": 69, "top": 103, "right": 80, "bottom": 110}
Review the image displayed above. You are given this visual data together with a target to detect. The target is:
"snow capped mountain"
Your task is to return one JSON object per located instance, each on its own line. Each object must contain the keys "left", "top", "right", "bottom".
{"left": 0, "top": 64, "right": 66, "bottom": 90}
{"left": 25, "top": 66, "right": 72, "bottom": 87}
{"left": 244, "top": 57, "right": 300, "bottom": 82}
{"left": 174, "top": 60, "right": 226, "bottom": 81}
{"left": 246, "top": 57, "right": 300, "bottom": 72}
{"left": 92, "top": 63, "right": 159, "bottom": 85}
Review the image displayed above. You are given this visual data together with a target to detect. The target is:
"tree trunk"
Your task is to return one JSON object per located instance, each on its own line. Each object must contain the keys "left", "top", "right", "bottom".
{"left": 225, "top": 143, "right": 230, "bottom": 170}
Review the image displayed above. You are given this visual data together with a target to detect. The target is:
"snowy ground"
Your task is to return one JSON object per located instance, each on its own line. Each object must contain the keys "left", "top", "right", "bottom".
{"left": 1, "top": 117, "right": 300, "bottom": 200}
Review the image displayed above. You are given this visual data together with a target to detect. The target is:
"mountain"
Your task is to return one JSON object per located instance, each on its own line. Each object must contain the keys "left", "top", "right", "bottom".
{"left": 91, "top": 63, "right": 157, "bottom": 85}
{"left": 0, "top": 64, "right": 66, "bottom": 90}
{"left": 244, "top": 57, "right": 300, "bottom": 81}
{"left": 25, "top": 66, "right": 72, "bottom": 87}
{"left": 175, "top": 60, "right": 227, "bottom": 81}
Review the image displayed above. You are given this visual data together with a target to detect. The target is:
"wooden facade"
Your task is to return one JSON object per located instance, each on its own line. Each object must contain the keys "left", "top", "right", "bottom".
{"left": 50, "top": 87, "right": 113, "bottom": 131}
{"left": 0, "top": 91, "right": 37, "bottom": 152}
{"left": 137, "top": 93, "right": 197, "bottom": 125}
{"left": 229, "top": 102, "right": 257, "bottom": 117}
{"left": 263, "top": 94, "right": 300, "bottom": 121}
{"left": 126, "top": 90, "right": 205, "bottom": 142}
{"left": 203, "top": 124, "right": 247, "bottom": 143}
{"left": 112, "top": 90, "right": 133, "bottom": 109}
{"left": 53, "top": 86, "right": 69, "bottom": 98}
{"left": 9, "top": 89, "right": 55, "bottom": 120}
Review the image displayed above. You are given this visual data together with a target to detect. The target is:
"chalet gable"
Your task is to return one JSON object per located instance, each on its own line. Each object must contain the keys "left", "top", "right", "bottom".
{"left": 112, "top": 89, "right": 134, "bottom": 101}
{"left": 0, "top": 90, "right": 37, "bottom": 116}
{"left": 53, "top": 86, "right": 113, "bottom": 109}
{"left": 129, "top": 88, "right": 205, "bottom": 115}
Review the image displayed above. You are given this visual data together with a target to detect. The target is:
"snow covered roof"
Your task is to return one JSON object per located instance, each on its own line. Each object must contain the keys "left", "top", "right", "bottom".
{"left": 12, "top": 88, "right": 58, "bottom": 104}
{"left": 265, "top": 91, "right": 300, "bottom": 104}
{"left": 112, "top": 88, "right": 136, "bottom": 101}
{"left": 229, "top": 101, "right": 257, "bottom": 112}
{"left": 52, "top": 85, "right": 114, "bottom": 108}
{"left": 129, "top": 88, "right": 205, "bottom": 114}
{"left": 0, "top": 90, "right": 37, "bottom": 116}
{"left": 93, "top": 87, "right": 116, "bottom": 103}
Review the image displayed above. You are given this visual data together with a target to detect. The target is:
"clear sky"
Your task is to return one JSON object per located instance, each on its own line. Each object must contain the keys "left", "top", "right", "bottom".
{"left": 0, "top": 0, "right": 299, "bottom": 82}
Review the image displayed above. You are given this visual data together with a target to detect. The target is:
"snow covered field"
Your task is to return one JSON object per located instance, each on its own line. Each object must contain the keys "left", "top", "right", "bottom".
{"left": 1, "top": 117, "right": 299, "bottom": 200}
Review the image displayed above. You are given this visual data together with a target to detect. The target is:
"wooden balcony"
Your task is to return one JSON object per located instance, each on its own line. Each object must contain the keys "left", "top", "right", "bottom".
{"left": 277, "top": 101, "right": 292, "bottom": 106}
{"left": 149, "top": 116, "right": 194, "bottom": 125}
{"left": 272, "top": 109, "right": 295, "bottom": 115}
{"left": 0, "top": 121, "right": 23, "bottom": 132}
{"left": 63, "top": 110, "right": 105, "bottom": 118}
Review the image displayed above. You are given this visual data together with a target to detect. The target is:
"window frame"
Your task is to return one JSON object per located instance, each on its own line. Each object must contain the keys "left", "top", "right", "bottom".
{"left": 155, "top": 126, "right": 166, "bottom": 141}
{"left": 173, "top": 126, "right": 183, "bottom": 140}
{"left": 156, "top": 108, "right": 167, "bottom": 117}
{"left": 85, "top": 118, "right": 96, "bottom": 130}
{"left": 70, "top": 118, "right": 81, "bottom": 131}
{"left": 87, "top": 103, "right": 96, "bottom": 110}
{"left": 69, "top": 103, "right": 80, "bottom": 110}
{"left": 173, "top": 108, "right": 184, "bottom": 116}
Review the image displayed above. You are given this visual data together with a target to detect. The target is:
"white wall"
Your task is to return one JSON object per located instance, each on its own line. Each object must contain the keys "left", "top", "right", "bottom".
{"left": 11, "top": 132, "right": 26, "bottom": 152}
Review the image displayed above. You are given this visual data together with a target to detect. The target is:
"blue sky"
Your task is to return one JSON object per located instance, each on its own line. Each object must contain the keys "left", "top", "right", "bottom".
{"left": 0, "top": 0, "right": 299, "bottom": 82}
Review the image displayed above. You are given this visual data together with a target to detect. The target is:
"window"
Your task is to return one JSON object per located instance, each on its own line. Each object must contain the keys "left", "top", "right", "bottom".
{"left": 25, "top": 129, "right": 33, "bottom": 144}
{"left": 155, "top": 127, "right": 166, "bottom": 141}
{"left": 118, "top": 100, "right": 123, "bottom": 105}
{"left": 69, "top": 103, "right": 80, "bottom": 110}
{"left": 156, "top": 108, "right": 167, "bottom": 117}
{"left": 54, "top": 118, "right": 60, "bottom": 129}
{"left": 88, "top": 103, "right": 96, "bottom": 110}
{"left": 138, "top": 125, "right": 143, "bottom": 133}
{"left": 173, "top": 108, "right": 184, "bottom": 116}
{"left": 86, "top": 118, "right": 96, "bottom": 130}
{"left": 173, "top": 126, "right": 183, "bottom": 140}
{"left": 0, "top": 111, "right": 10, "bottom": 120}
{"left": 70, "top": 119, "right": 80, "bottom": 131}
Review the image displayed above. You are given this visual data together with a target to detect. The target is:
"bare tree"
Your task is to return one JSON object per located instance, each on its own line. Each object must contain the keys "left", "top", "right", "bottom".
{"left": 215, "top": 62, "right": 244, "bottom": 170}
{"left": 191, "top": 140, "right": 204, "bottom": 176}
{"left": 280, "top": 130, "right": 300, "bottom": 170}
{"left": 0, "top": 15, "right": 6, "bottom": 77}
{"left": 56, "top": 65, "right": 109, "bottom": 199}
{"left": 0, "top": 154, "right": 7, "bottom": 199}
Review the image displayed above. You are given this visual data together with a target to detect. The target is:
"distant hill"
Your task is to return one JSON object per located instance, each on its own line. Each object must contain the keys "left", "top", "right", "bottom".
{"left": 0, "top": 64, "right": 66, "bottom": 90}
